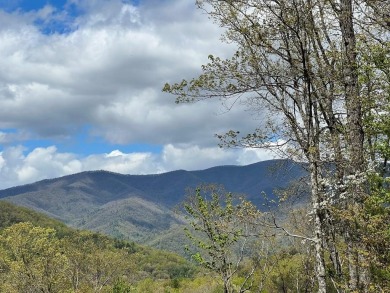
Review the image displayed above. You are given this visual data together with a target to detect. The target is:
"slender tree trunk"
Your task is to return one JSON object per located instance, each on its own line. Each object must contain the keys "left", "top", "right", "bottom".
{"left": 309, "top": 159, "right": 327, "bottom": 293}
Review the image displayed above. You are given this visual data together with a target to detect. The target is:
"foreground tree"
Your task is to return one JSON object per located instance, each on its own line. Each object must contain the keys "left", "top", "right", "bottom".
{"left": 164, "top": 0, "right": 389, "bottom": 291}
{"left": 183, "top": 185, "right": 270, "bottom": 293}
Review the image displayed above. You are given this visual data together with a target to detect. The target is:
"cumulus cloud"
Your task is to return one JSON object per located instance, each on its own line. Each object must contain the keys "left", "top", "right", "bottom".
{"left": 0, "top": 145, "right": 81, "bottom": 188}
{"left": 0, "top": 0, "right": 275, "bottom": 188}
{"left": 0, "top": 0, "right": 251, "bottom": 145}
{"left": 0, "top": 144, "right": 276, "bottom": 189}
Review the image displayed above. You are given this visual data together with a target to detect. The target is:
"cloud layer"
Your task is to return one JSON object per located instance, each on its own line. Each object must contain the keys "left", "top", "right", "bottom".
{"left": 0, "top": 0, "right": 273, "bottom": 188}
{"left": 0, "top": 145, "right": 276, "bottom": 189}
{"left": 0, "top": 0, "right": 247, "bottom": 143}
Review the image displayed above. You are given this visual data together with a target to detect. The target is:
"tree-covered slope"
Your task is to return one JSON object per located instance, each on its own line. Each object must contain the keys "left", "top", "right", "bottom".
{"left": 0, "top": 200, "right": 72, "bottom": 236}
{"left": 0, "top": 201, "right": 198, "bottom": 292}
{"left": 0, "top": 159, "right": 307, "bottom": 247}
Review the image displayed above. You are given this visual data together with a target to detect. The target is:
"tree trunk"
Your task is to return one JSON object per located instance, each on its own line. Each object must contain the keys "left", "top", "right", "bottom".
{"left": 309, "top": 159, "right": 327, "bottom": 293}
{"left": 338, "top": 0, "right": 368, "bottom": 291}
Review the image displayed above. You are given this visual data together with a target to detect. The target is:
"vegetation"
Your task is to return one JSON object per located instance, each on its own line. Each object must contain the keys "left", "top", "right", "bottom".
{"left": 0, "top": 0, "right": 388, "bottom": 292}
{"left": 1, "top": 180, "right": 386, "bottom": 292}
{"left": 2, "top": 189, "right": 382, "bottom": 293}
{"left": 0, "top": 201, "right": 199, "bottom": 292}
{"left": 183, "top": 185, "right": 262, "bottom": 293}
{"left": 0, "top": 209, "right": 327, "bottom": 293}
{"left": 164, "top": 0, "right": 389, "bottom": 292}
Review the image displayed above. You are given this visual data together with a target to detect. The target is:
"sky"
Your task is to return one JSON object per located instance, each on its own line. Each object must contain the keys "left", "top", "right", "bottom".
{"left": 0, "top": 0, "right": 275, "bottom": 189}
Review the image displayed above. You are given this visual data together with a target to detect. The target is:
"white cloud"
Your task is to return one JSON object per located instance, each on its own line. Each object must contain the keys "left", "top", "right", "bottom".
{"left": 0, "top": 146, "right": 82, "bottom": 187}
{"left": 237, "top": 148, "right": 278, "bottom": 165}
{"left": 161, "top": 144, "right": 237, "bottom": 170}
{"left": 0, "top": 0, "right": 258, "bottom": 147}
{"left": 82, "top": 150, "right": 161, "bottom": 174}
{"left": 0, "top": 144, "right": 276, "bottom": 189}
{"left": 0, "top": 0, "right": 276, "bottom": 189}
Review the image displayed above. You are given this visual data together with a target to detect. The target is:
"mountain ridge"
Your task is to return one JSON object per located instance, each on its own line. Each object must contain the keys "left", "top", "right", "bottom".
{"left": 0, "top": 159, "right": 291, "bottom": 195}
{"left": 0, "top": 159, "right": 307, "bottom": 249}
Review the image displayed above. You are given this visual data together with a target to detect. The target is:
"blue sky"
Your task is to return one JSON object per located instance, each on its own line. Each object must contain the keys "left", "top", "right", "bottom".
{"left": 0, "top": 0, "right": 68, "bottom": 11}
{"left": 0, "top": 0, "right": 273, "bottom": 188}
{"left": 0, "top": 0, "right": 76, "bottom": 33}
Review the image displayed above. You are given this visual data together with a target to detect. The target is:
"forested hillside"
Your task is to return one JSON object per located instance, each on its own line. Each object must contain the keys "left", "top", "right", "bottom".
{"left": 0, "top": 201, "right": 200, "bottom": 292}
{"left": 0, "top": 200, "right": 342, "bottom": 292}
{"left": 0, "top": 159, "right": 306, "bottom": 249}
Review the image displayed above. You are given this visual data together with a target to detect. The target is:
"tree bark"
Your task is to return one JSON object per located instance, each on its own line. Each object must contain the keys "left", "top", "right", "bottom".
{"left": 338, "top": 0, "right": 368, "bottom": 291}
{"left": 308, "top": 158, "right": 327, "bottom": 293}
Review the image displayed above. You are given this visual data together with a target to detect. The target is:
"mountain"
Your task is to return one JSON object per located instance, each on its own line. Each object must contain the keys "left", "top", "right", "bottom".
{"left": 0, "top": 159, "right": 307, "bottom": 248}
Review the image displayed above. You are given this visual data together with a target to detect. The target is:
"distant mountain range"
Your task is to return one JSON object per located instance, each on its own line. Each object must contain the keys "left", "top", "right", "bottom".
{"left": 0, "top": 159, "right": 307, "bottom": 251}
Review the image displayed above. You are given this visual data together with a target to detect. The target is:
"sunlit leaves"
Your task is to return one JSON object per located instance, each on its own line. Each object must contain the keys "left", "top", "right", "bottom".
{"left": 0, "top": 222, "right": 70, "bottom": 292}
